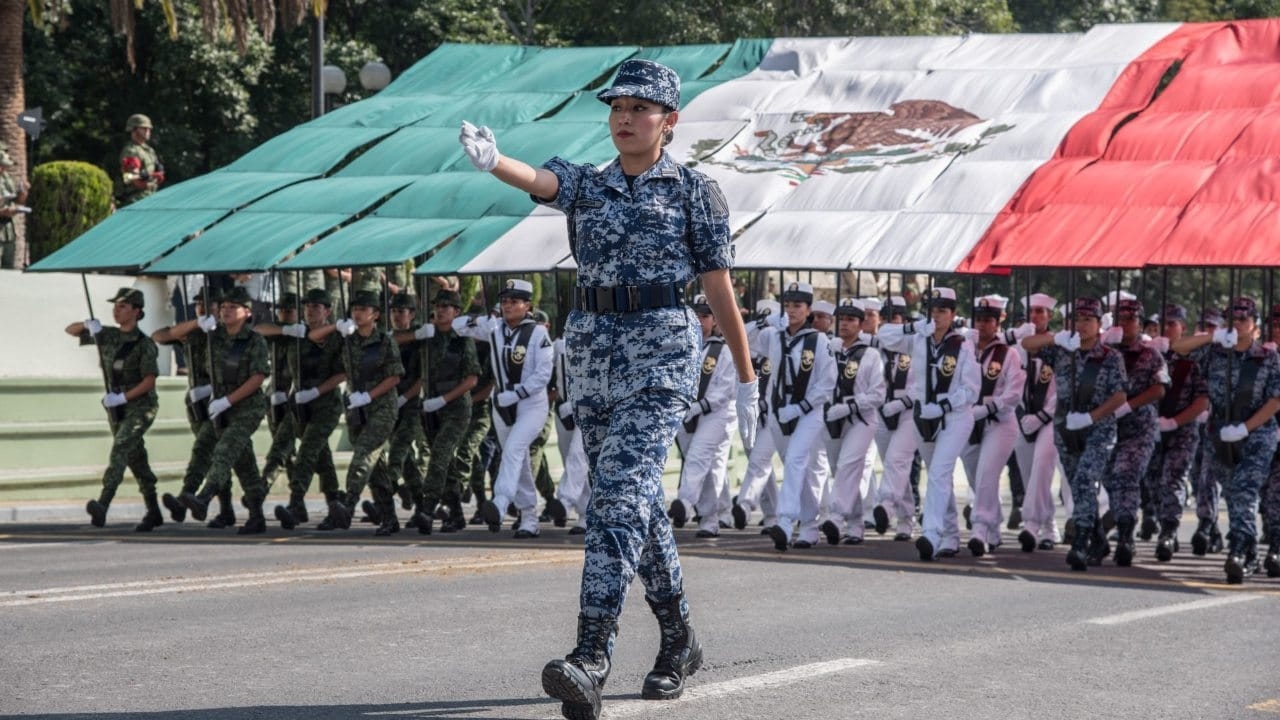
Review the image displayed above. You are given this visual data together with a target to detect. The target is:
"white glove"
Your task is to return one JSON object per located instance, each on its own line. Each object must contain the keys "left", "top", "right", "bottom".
{"left": 1006, "top": 323, "right": 1037, "bottom": 343}
{"left": 1065, "top": 411, "right": 1093, "bottom": 431}
{"left": 972, "top": 404, "right": 991, "bottom": 421}
{"left": 881, "top": 399, "right": 907, "bottom": 417}
{"left": 1147, "top": 336, "right": 1170, "bottom": 354}
{"left": 347, "top": 391, "right": 371, "bottom": 409}
{"left": 911, "top": 319, "right": 935, "bottom": 336}
{"left": 1158, "top": 416, "right": 1178, "bottom": 433}
{"left": 776, "top": 404, "right": 803, "bottom": 423}
{"left": 188, "top": 384, "right": 213, "bottom": 403}
{"left": 198, "top": 314, "right": 218, "bottom": 333}
{"left": 1019, "top": 414, "right": 1044, "bottom": 436}
{"left": 1101, "top": 326, "right": 1125, "bottom": 345}
{"left": 683, "top": 406, "right": 700, "bottom": 423}
{"left": 1101, "top": 312, "right": 1113, "bottom": 330}
{"left": 295, "top": 387, "right": 320, "bottom": 404}
{"left": 422, "top": 396, "right": 447, "bottom": 413}
{"left": 1219, "top": 423, "right": 1248, "bottom": 443}
{"left": 1195, "top": 409, "right": 1210, "bottom": 425}
{"left": 452, "top": 316, "right": 476, "bottom": 332}
{"left": 396, "top": 395, "right": 408, "bottom": 410}
{"left": 459, "top": 121, "right": 499, "bottom": 172}
{"left": 558, "top": 402, "right": 574, "bottom": 419}
{"left": 1054, "top": 330, "right": 1080, "bottom": 351}
{"left": 101, "top": 392, "right": 127, "bottom": 408}
{"left": 336, "top": 319, "right": 357, "bottom": 337}
{"left": 281, "top": 323, "right": 308, "bottom": 338}
{"left": 1113, "top": 402, "right": 1132, "bottom": 419}
{"left": 84, "top": 319, "right": 102, "bottom": 337}
{"left": 918, "top": 403, "right": 943, "bottom": 420}
{"left": 736, "top": 381, "right": 759, "bottom": 451}
{"left": 496, "top": 390, "right": 519, "bottom": 407}
{"left": 270, "top": 391, "right": 289, "bottom": 406}
{"left": 1213, "top": 327, "right": 1238, "bottom": 348}
{"left": 208, "top": 397, "right": 232, "bottom": 418}
{"left": 824, "top": 403, "right": 852, "bottom": 422}
{"left": 414, "top": 323, "right": 436, "bottom": 340}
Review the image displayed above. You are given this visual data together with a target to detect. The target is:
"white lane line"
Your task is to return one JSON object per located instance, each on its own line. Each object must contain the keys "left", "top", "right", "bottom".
{"left": 1, "top": 554, "right": 579, "bottom": 607}
{"left": 1085, "top": 594, "right": 1262, "bottom": 626}
{"left": 0, "top": 542, "right": 75, "bottom": 551}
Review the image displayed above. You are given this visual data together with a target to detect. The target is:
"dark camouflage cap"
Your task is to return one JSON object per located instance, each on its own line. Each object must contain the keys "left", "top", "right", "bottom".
{"left": 390, "top": 291, "right": 418, "bottom": 310}
{"left": 1072, "top": 296, "right": 1103, "bottom": 319}
{"left": 303, "top": 288, "right": 332, "bottom": 307}
{"left": 106, "top": 287, "right": 144, "bottom": 308}
{"left": 278, "top": 292, "right": 299, "bottom": 309}
{"left": 597, "top": 59, "right": 681, "bottom": 111}
{"left": 1162, "top": 303, "right": 1188, "bottom": 324}
{"left": 1114, "top": 298, "right": 1143, "bottom": 317}
{"left": 1229, "top": 296, "right": 1258, "bottom": 320}
{"left": 433, "top": 290, "right": 462, "bottom": 309}
{"left": 220, "top": 286, "right": 253, "bottom": 308}
{"left": 350, "top": 289, "right": 381, "bottom": 309}
{"left": 1201, "top": 308, "right": 1224, "bottom": 327}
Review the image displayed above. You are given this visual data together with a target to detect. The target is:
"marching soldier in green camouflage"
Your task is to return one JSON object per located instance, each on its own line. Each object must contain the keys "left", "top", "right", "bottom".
{"left": 256, "top": 294, "right": 301, "bottom": 491}
{"left": 118, "top": 114, "right": 165, "bottom": 207}
{"left": 178, "top": 286, "right": 273, "bottom": 534}
{"left": 310, "top": 289, "right": 404, "bottom": 533}
{"left": 451, "top": 332, "right": 496, "bottom": 525}
{"left": 369, "top": 291, "right": 430, "bottom": 530}
{"left": 0, "top": 149, "right": 30, "bottom": 269}
{"left": 66, "top": 288, "right": 162, "bottom": 531}
{"left": 271, "top": 288, "right": 346, "bottom": 529}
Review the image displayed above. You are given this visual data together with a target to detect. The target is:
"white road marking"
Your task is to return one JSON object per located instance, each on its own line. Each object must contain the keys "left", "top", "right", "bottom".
{"left": 1085, "top": 594, "right": 1262, "bottom": 626}
{"left": 0, "top": 542, "right": 75, "bottom": 551}
{"left": 1, "top": 553, "right": 579, "bottom": 607}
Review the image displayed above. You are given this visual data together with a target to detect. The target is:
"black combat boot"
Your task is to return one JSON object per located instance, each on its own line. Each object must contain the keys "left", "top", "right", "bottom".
{"left": 374, "top": 488, "right": 400, "bottom": 536}
{"left": 546, "top": 497, "right": 568, "bottom": 528}
{"left": 396, "top": 483, "right": 414, "bottom": 511}
{"left": 86, "top": 487, "right": 116, "bottom": 528}
{"left": 1114, "top": 517, "right": 1136, "bottom": 567}
{"left": 1139, "top": 512, "right": 1158, "bottom": 541}
{"left": 315, "top": 491, "right": 342, "bottom": 531}
{"left": 1190, "top": 517, "right": 1212, "bottom": 556}
{"left": 1066, "top": 525, "right": 1091, "bottom": 571}
{"left": 1264, "top": 537, "right": 1280, "bottom": 578}
{"left": 1155, "top": 519, "right": 1178, "bottom": 562}
{"left": 541, "top": 613, "right": 618, "bottom": 720}
{"left": 1208, "top": 522, "right": 1224, "bottom": 554}
{"left": 640, "top": 594, "right": 703, "bottom": 700}
{"left": 406, "top": 493, "right": 425, "bottom": 529}
{"left": 178, "top": 485, "right": 217, "bottom": 522}
{"left": 1087, "top": 523, "right": 1112, "bottom": 566}
{"left": 1225, "top": 536, "right": 1257, "bottom": 585}
{"left": 207, "top": 486, "right": 236, "bottom": 528}
{"left": 238, "top": 496, "right": 267, "bottom": 535}
{"left": 135, "top": 492, "right": 164, "bottom": 532}
{"left": 326, "top": 490, "right": 356, "bottom": 530}
{"left": 439, "top": 498, "right": 466, "bottom": 533}
{"left": 361, "top": 498, "right": 382, "bottom": 525}
{"left": 274, "top": 492, "right": 308, "bottom": 530}
{"left": 162, "top": 491, "right": 188, "bottom": 522}
{"left": 414, "top": 498, "right": 436, "bottom": 536}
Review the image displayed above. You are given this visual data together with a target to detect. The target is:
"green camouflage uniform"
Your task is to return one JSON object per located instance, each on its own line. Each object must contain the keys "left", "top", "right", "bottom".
{"left": 81, "top": 327, "right": 160, "bottom": 495}
{"left": 420, "top": 327, "right": 480, "bottom": 509}
{"left": 449, "top": 338, "right": 494, "bottom": 501}
{"left": 117, "top": 140, "right": 162, "bottom": 206}
{"left": 201, "top": 324, "right": 270, "bottom": 501}
{"left": 179, "top": 329, "right": 217, "bottom": 495}
{"left": 287, "top": 329, "right": 345, "bottom": 496}
{"left": 342, "top": 327, "right": 403, "bottom": 496}
{"left": 262, "top": 334, "right": 298, "bottom": 489}
{"left": 0, "top": 167, "right": 20, "bottom": 269}
{"left": 381, "top": 326, "right": 428, "bottom": 498}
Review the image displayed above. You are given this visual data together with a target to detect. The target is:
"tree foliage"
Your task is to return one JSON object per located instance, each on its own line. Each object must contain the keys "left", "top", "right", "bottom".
{"left": 27, "top": 160, "right": 114, "bottom": 262}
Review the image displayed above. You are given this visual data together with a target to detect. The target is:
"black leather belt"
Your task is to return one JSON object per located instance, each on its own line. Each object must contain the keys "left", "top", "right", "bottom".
{"left": 574, "top": 283, "right": 685, "bottom": 314}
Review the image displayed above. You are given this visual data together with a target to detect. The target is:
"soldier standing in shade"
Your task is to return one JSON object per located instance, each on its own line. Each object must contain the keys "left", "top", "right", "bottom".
{"left": 309, "top": 290, "right": 403, "bottom": 534}
{"left": 118, "top": 114, "right": 164, "bottom": 207}
{"left": 177, "top": 286, "right": 272, "bottom": 534}
{"left": 1143, "top": 304, "right": 1208, "bottom": 562}
{"left": 459, "top": 58, "right": 757, "bottom": 719}
{"left": 272, "top": 288, "right": 346, "bottom": 529}
{"left": 257, "top": 294, "right": 300, "bottom": 492}
{"left": 1008, "top": 293, "right": 1061, "bottom": 551}
{"left": 0, "top": 149, "right": 30, "bottom": 269}
{"left": 67, "top": 288, "right": 162, "bottom": 530}
{"left": 1172, "top": 297, "right": 1280, "bottom": 583}
{"left": 1020, "top": 297, "right": 1128, "bottom": 571}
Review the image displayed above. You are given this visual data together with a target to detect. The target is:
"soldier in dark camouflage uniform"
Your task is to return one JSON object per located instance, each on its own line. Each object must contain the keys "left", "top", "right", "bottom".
{"left": 1189, "top": 308, "right": 1226, "bottom": 554}
{"left": 1174, "top": 297, "right": 1280, "bottom": 583}
{"left": 66, "top": 288, "right": 162, "bottom": 530}
{"left": 117, "top": 114, "right": 165, "bottom": 206}
{"left": 1020, "top": 297, "right": 1128, "bottom": 571}
{"left": 460, "top": 59, "right": 758, "bottom": 720}
{"left": 1264, "top": 305, "right": 1280, "bottom": 576}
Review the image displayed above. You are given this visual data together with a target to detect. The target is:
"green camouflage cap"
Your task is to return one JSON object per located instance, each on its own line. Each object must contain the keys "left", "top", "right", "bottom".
{"left": 390, "top": 291, "right": 418, "bottom": 310}
{"left": 350, "top": 289, "right": 381, "bottom": 309}
{"left": 221, "top": 286, "right": 253, "bottom": 308}
{"left": 303, "top": 288, "right": 332, "bottom": 307}
{"left": 433, "top": 290, "right": 462, "bottom": 309}
{"left": 126, "top": 114, "right": 152, "bottom": 131}
{"left": 106, "top": 287, "right": 145, "bottom": 308}
{"left": 278, "top": 292, "right": 299, "bottom": 308}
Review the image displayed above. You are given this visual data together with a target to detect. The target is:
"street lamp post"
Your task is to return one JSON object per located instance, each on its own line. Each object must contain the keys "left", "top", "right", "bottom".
{"left": 309, "top": 11, "right": 325, "bottom": 119}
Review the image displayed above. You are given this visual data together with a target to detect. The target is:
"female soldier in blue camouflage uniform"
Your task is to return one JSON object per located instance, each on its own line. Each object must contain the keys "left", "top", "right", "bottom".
{"left": 459, "top": 59, "right": 759, "bottom": 720}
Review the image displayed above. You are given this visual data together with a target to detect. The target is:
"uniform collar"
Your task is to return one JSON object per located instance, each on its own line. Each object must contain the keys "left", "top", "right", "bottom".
{"left": 602, "top": 150, "right": 680, "bottom": 194}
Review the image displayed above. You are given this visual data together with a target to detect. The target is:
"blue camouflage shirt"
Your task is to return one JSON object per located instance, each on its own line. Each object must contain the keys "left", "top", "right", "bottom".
{"left": 1189, "top": 342, "right": 1280, "bottom": 432}
{"left": 1038, "top": 342, "right": 1127, "bottom": 431}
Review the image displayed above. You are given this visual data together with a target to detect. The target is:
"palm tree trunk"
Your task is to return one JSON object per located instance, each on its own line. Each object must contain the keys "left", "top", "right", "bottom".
{"left": 0, "top": 0, "right": 27, "bottom": 267}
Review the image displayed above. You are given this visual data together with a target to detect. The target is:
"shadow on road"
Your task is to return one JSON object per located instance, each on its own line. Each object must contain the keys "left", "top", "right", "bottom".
{"left": 0, "top": 695, "right": 583, "bottom": 720}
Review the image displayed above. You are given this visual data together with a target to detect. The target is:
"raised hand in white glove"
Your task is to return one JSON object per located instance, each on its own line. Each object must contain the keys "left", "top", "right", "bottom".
{"left": 281, "top": 323, "right": 308, "bottom": 339}
{"left": 496, "top": 390, "right": 519, "bottom": 408}
{"left": 1065, "top": 411, "right": 1093, "bottom": 431}
{"left": 1100, "top": 312, "right": 1113, "bottom": 330}
{"left": 1157, "top": 416, "right": 1178, "bottom": 433}
{"left": 911, "top": 319, "right": 935, "bottom": 337}
{"left": 1019, "top": 414, "right": 1044, "bottom": 436}
{"left": 188, "top": 384, "right": 213, "bottom": 403}
{"left": 1054, "top": 330, "right": 1080, "bottom": 351}
{"left": 918, "top": 403, "right": 944, "bottom": 420}
{"left": 414, "top": 323, "right": 436, "bottom": 340}
{"left": 270, "top": 391, "right": 289, "bottom": 406}
{"left": 459, "top": 121, "right": 499, "bottom": 172}
{"left": 1006, "top": 323, "right": 1037, "bottom": 344}
{"left": 208, "top": 397, "right": 232, "bottom": 418}
{"left": 1147, "top": 336, "right": 1170, "bottom": 354}
{"left": 776, "top": 404, "right": 803, "bottom": 423}
{"left": 1219, "top": 423, "right": 1248, "bottom": 443}
{"left": 422, "top": 396, "right": 447, "bottom": 413}
{"left": 101, "top": 392, "right": 127, "bottom": 408}
{"left": 881, "top": 399, "right": 907, "bottom": 417}
{"left": 294, "top": 387, "right": 320, "bottom": 404}
{"left": 396, "top": 395, "right": 408, "bottom": 410}
{"left": 84, "top": 319, "right": 103, "bottom": 337}
{"left": 336, "top": 319, "right": 357, "bottom": 337}
{"left": 1113, "top": 402, "right": 1132, "bottom": 419}
{"left": 1213, "top": 327, "right": 1238, "bottom": 348}
{"left": 1195, "top": 409, "right": 1210, "bottom": 425}
{"left": 452, "top": 316, "right": 477, "bottom": 332}
{"left": 198, "top": 314, "right": 218, "bottom": 333}
{"left": 736, "top": 381, "right": 759, "bottom": 450}
{"left": 1101, "top": 326, "right": 1125, "bottom": 345}
{"left": 824, "top": 402, "right": 852, "bottom": 422}
{"left": 347, "top": 391, "right": 371, "bottom": 409}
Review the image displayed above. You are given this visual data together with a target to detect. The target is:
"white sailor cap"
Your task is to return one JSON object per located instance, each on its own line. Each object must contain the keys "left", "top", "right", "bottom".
{"left": 498, "top": 279, "right": 534, "bottom": 300}
{"left": 780, "top": 281, "right": 814, "bottom": 304}
{"left": 1021, "top": 293, "right": 1057, "bottom": 311}
{"left": 1104, "top": 289, "right": 1136, "bottom": 308}
{"left": 811, "top": 300, "right": 836, "bottom": 316}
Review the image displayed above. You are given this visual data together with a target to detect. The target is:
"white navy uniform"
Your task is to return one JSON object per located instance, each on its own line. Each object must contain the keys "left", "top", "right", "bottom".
{"left": 959, "top": 327, "right": 1026, "bottom": 549}
{"left": 674, "top": 335, "right": 738, "bottom": 535}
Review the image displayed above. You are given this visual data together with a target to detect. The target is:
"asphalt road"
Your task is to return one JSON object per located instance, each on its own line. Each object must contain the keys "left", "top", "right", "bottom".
{"left": 1, "top": 520, "right": 1278, "bottom": 720}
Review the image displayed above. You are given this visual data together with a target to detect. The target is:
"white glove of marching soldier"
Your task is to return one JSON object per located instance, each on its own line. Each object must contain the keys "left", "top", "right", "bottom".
{"left": 1054, "top": 330, "right": 1080, "bottom": 351}
{"left": 1101, "top": 326, "right": 1125, "bottom": 345}
{"left": 281, "top": 323, "right": 308, "bottom": 339}
{"left": 294, "top": 387, "right": 320, "bottom": 404}
{"left": 101, "top": 392, "right": 127, "bottom": 408}
{"left": 776, "top": 404, "right": 803, "bottom": 424}
{"left": 1147, "top": 336, "right": 1170, "bottom": 354}
{"left": 1065, "top": 411, "right": 1093, "bottom": 431}
{"left": 84, "top": 319, "right": 103, "bottom": 337}
{"left": 198, "top": 314, "right": 218, "bottom": 333}
{"left": 347, "top": 391, "right": 371, "bottom": 409}
{"left": 1213, "top": 327, "right": 1238, "bottom": 348}
{"left": 824, "top": 402, "right": 852, "bottom": 422}
{"left": 336, "top": 319, "right": 357, "bottom": 337}
{"left": 414, "top": 323, "right": 436, "bottom": 340}
{"left": 208, "top": 397, "right": 232, "bottom": 418}
{"left": 459, "top": 121, "right": 499, "bottom": 172}
{"left": 422, "top": 396, "right": 447, "bottom": 413}
{"left": 1019, "top": 414, "right": 1044, "bottom": 436}
{"left": 735, "top": 381, "right": 758, "bottom": 451}
{"left": 188, "top": 384, "right": 213, "bottom": 403}
{"left": 1219, "top": 423, "right": 1248, "bottom": 443}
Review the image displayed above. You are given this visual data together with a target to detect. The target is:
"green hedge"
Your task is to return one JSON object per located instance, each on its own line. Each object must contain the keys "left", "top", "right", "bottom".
{"left": 27, "top": 161, "right": 114, "bottom": 263}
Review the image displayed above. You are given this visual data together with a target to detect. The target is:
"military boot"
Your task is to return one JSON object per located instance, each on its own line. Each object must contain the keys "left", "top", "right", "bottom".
{"left": 1139, "top": 512, "right": 1158, "bottom": 541}
{"left": 1114, "top": 517, "right": 1136, "bottom": 567}
{"left": 135, "top": 492, "right": 164, "bottom": 532}
{"left": 86, "top": 487, "right": 116, "bottom": 528}
{"left": 325, "top": 490, "right": 356, "bottom": 530}
{"left": 274, "top": 492, "right": 307, "bottom": 530}
{"left": 1225, "top": 536, "right": 1257, "bottom": 585}
{"left": 238, "top": 496, "right": 267, "bottom": 535}
{"left": 1190, "top": 517, "right": 1213, "bottom": 556}
{"left": 161, "top": 491, "right": 188, "bottom": 522}
{"left": 1087, "top": 523, "right": 1112, "bottom": 566}
{"left": 178, "top": 485, "right": 217, "bottom": 522}
{"left": 1155, "top": 519, "right": 1178, "bottom": 562}
{"left": 396, "top": 483, "right": 414, "bottom": 511}
{"left": 541, "top": 613, "right": 618, "bottom": 720}
{"left": 1208, "top": 522, "right": 1225, "bottom": 554}
{"left": 547, "top": 497, "right": 568, "bottom": 528}
{"left": 1263, "top": 537, "right": 1280, "bottom": 578}
{"left": 374, "top": 488, "right": 400, "bottom": 536}
{"left": 441, "top": 497, "right": 467, "bottom": 533}
{"left": 406, "top": 493, "right": 426, "bottom": 529}
{"left": 640, "top": 594, "right": 703, "bottom": 700}
{"left": 1066, "top": 525, "right": 1091, "bottom": 571}
{"left": 316, "top": 491, "right": 343, "bottom": 531}
{"left": 207, "top": 486, "right": 237, "bottom": 529}
{"left": 361, "top": 498, "right": 382, "bottom": 525}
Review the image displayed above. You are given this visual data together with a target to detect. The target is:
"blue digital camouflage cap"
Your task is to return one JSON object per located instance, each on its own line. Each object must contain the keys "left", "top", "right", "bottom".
{"left": 1072, "top": 296, "right": 1103, "bottom": 319}
{"left": 597, "top": 59, "right": 681, "bottom": 111}
{"left": 1162, "top": 303, "right": 1188, "bottom": 324}
{"left": 1115, "top": 298, "right": 1143, "bottom": 317}
{"left": 1229, "top": 296, "right": 1258, "bottom": 320}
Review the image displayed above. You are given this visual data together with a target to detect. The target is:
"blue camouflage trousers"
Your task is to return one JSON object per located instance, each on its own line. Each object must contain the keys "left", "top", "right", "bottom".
{"left": 1192, "top": 424, "right": 1220, "bottom": 523}
{"left": 1209, "top": 427, "right": 1277, "bottom": 544}
{"left": 1105, "top": 424, "right": 1156, "bottom": 526}
{"left": 1266, "top": 447, "right": 1280, "bottom": 530}
{"left": 1144, "top": 426, "right": 1198, "bottom": 525}
{"left": 1055, "top": 422, "right": 1116, "bottom": 532}
{"left": 576, "top": 388, "right": 686, "bottom": 622}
